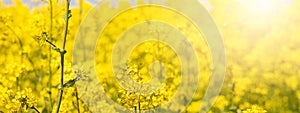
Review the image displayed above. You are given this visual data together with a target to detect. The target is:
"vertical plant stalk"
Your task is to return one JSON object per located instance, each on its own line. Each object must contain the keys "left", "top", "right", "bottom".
{"left": 55, "top": 0, "right": 71, "bottom": 112}
{"left": 138, "top": 95, "right": 141, "bottom": 113}
{"left": 48, "top": 0, "right": 53, "bottom": 112}
{"left": 75, "top": 86, "right": 80, "bottom": 113}
{"left": 6, "top": 25, "right": 23, "bottom": 90}
{"left": 7, "top": 21, "right": 42, "bottom": 113}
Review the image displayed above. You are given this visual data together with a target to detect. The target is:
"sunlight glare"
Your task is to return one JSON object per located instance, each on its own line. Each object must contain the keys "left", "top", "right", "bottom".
{"left": 248, "top": 0, "right": 276, "bottom": 14}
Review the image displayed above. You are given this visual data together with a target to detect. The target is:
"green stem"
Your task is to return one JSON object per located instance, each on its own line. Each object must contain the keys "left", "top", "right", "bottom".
{"left": 56, "top": 53, "right": 65, "bottom": 113}
{"left": 31, "top": 106, "right": 41, "bottom": 113}
{"left": 75, "top": 86, "right": 80, "bottom": 113}
{"left": 6, "top": 25, "right": 24, "bottom": 61}
{"left": 7, "top": 25, "right": 23, "bottom": 89}
{"left": 55, "top": 0, "right": 71, "bottom": 112}
{"left": 46, "top": 39, "right": 57, "bottom": 47}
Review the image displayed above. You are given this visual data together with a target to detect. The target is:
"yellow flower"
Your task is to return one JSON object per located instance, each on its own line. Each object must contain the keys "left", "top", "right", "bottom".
{"left": 242, "top": 105, "right": 267, "bottom": 113}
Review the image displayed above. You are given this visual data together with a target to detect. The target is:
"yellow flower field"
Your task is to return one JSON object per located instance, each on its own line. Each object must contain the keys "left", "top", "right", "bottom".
{"left": 0, "top": 0, "right": 299, "bottom": 113}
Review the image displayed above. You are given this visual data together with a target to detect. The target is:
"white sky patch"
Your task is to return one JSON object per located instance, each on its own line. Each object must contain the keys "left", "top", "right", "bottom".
{"left": 129, "top": 0, "right": 137, "bottom": 7}
{"left": 198, "top": 0, "right": 213, "bottom": 11}
{"left": 144, "top": 0, "right": 150, "bottom": 3}
{"left": 110, "top": 0, "right": 118, "bottom": 7}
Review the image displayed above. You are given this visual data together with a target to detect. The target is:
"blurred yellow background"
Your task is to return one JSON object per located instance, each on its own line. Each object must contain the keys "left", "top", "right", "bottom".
{"left": 0, "top": 0, "right": 299, "bottom": 113}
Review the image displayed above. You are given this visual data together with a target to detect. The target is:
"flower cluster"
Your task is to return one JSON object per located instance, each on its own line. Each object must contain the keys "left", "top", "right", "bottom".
{"left": 1, "top": 0, "right": 300, "bottom": 113}
{"left": 2, "top": 88, "right": 37, "bottom": 112}
{"left": 242, "top": 105, "right": 267, "bottom": 113}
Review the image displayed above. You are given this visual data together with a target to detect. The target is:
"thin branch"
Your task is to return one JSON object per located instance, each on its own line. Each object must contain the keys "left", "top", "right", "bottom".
{"left": 6, "top": 25, "right": 23, "bottom": 49}
{"left": 6, "top": 25, "right": 24, "bottom": 61}
{"left": 62, "top": 0, "right": 70, "bottom": 49}
{"left": 55, "top": 0, "right": 71, "bottom": 112}
{"left": 31, "top": 106, "right": 41, "bottom": 113}
{"left": 75, "top": 86, "right": 80, "bottom": 113}
{"left": 7, "top": 24, "right": 42, "bottom": 89}
{"left": 56, "top": 52, "right": 65, "bottom": 113}
{"left": 7, "top": 25, "right": 23, "bottom": 89}
{"left": 46, "top": 39, "right": 57, "bottom": 47}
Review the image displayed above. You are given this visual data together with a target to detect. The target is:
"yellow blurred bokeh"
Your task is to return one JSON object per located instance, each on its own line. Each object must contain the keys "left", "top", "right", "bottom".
{"left": 0, "top": 0, "right": 299, "bottom": 113}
